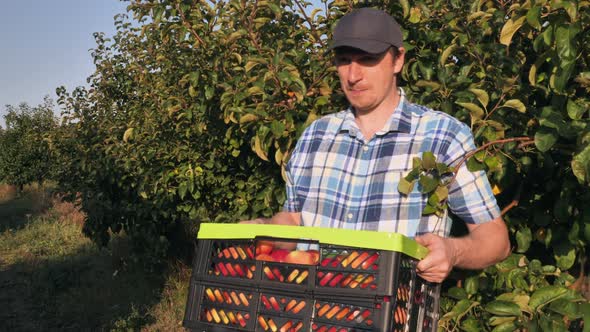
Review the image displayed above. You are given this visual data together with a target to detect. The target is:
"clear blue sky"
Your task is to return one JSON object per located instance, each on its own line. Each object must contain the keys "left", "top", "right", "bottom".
{"left": 0, "top": 0, "right": 325, "bottom": 128}
{"left": 0, "top": 0, "right": 128, "bottom": 126}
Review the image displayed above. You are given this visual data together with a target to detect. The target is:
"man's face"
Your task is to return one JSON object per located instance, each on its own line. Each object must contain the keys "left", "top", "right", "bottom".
{"left": 334, "top": 47, "right": 405, "bottom": 114}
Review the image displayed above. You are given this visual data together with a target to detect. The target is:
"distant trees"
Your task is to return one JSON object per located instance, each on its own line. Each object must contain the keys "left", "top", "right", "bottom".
{"left": 0, "top": 96, "right": 58, "bottom": 191}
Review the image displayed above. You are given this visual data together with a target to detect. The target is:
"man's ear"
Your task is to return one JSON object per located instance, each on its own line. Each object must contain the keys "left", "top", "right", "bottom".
{"left": 393, "top": 47, "right": 406, "bottom": 74}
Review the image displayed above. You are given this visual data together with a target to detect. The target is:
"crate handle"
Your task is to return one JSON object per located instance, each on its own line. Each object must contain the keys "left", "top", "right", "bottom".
{"left": 197, "top": 223, "right": 429, "bottom": 260}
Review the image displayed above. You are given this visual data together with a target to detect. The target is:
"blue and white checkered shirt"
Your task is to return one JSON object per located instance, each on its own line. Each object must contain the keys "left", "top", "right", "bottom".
{"left": 283, "top": 91, "right": 501, "bottom": 238}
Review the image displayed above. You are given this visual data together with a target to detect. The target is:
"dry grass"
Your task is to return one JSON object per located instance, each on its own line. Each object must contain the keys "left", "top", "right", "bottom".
{"left": 0, "top": 184, "right": 17, "bottom": 203}
{"left": 48, "top": 194, "right": 86, "bottom": 227}
{"left": 1, "top": 182, "right": 193, "bottom": 331}
{"left": 142, "top": 262, "right": 192, "bottom": 332}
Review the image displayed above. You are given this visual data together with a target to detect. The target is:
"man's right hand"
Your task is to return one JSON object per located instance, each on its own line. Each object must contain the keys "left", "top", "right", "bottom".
{"left": 239, "top": 218, "right": 270, "bottom": 224}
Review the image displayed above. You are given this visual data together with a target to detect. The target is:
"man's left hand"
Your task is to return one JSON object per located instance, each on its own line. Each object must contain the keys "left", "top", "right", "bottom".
{"left": 414, "top": 233, "right": 456, "bottom": 283}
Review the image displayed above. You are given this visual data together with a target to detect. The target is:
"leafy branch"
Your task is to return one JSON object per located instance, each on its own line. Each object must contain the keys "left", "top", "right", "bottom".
{"left": 398, "top": 137, "right": 535, "bottom": 216}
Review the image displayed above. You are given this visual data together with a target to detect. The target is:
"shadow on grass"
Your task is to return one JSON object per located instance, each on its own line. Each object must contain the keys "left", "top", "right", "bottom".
{"left": 0, "top": 244, "right": 171, "bottom": 331}
{"left": 0, "top": 192, "right": 50, "bottom": 233}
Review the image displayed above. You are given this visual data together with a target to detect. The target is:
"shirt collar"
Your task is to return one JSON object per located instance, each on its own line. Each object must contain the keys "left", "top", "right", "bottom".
{"left": 340, "top": 88, "right": 412, "bottom": 137}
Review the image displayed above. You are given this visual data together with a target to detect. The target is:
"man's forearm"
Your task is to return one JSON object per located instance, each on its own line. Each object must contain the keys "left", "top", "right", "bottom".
{"left": 449, "top": 217, "right": 511, "bottom": 270}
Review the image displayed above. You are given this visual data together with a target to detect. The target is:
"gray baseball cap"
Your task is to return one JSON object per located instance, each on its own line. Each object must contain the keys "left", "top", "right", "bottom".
{"left": 330, "top": 8, "right": 403, "bottom": 54}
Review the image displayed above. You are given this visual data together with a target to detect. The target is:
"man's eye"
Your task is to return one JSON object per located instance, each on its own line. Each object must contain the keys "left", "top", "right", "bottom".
{"left": 335, "top": 57, "right": 351, "bottom": 65}
{"left": 359, "top": 56, "right": 379, "bottom": 64}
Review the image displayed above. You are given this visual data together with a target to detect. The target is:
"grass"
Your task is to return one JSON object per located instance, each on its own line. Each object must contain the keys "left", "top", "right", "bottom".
{"left": 0, "top": 184, "right": 191, "bottom": 331}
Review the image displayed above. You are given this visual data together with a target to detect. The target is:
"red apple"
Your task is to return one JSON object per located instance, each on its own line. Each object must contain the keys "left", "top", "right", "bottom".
{"left": 256, "top": 240, "right": 274, "bottom": 255}
{"left": 256, "top": 253, "right": 274, "bottom": 262}
{"left": 307, "top": 249, "right": 320, "bottom": 264}
{"left": 284, "top": 250, "right": 314, "bottom": 265}
{"left": 270, "top": 249, "right": 290, "bottom": 262}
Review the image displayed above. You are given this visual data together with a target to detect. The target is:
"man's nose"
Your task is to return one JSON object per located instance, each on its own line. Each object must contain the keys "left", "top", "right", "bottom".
{"left": 347, "top": 61, "right": 362, "bottom": 84}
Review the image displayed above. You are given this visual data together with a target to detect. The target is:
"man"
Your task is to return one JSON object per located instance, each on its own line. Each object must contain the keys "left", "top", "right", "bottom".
{"left": 245, "top": 8, "right": 510, "bottom": 283}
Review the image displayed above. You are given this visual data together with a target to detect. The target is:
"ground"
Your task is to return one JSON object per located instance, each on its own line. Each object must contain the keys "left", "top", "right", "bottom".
{"left": 0, "top": 184, "right": 191, "bottom": 331}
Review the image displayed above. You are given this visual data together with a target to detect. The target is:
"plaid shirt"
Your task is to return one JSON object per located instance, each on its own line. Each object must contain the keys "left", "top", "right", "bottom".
{"left": 283, "top": 91, "right": 501, "bottom": 237}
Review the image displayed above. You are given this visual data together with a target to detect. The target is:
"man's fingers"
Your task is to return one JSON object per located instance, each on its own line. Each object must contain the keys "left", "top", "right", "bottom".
{"left": 415, "top": 233, "right": 437, "bottom": 247}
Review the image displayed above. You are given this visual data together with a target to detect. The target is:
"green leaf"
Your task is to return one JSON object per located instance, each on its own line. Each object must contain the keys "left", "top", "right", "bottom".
{"left": 489, "top": 316, "right": 516, "bottom": 326}
{"left": 516, "top": 226, "right": 532, "bottom": 253}
{"left": 440, "top": 44, "right": 457, "bottom": 66}
{"left": 572, "top": 157, "right": 589, "bottom": 184}
{"left": 485, "top": 300, "right": 522, "bottom": 316}
{"left": 457, "top": 102, "right": 485, "bottom": 119}
{"left": 447, "top": 286, "right": 467, "bottom": 300}
{"left": 534, "top": 127, "right": 558, "bottom": 152}
{"left": 469, "top": 88, "right": 489, "bottom": 108}
{"left": 239, "top": 113, "right": 259, "bottom": 124}
{"left": 500, "top": 16, "right": 526, "bottom": 46}
{"left": 427, "top": 192, "right": 440, "bottom": 206}
{"left": 270, "top": 120, "right": 285, "bottom": 138}
{"left": 549, "top": 299, "right": 582, "bottom": 319}
{"left": 434, "top": 185, "right": 449, "bottom": 202}
{"left": 123, "top": 127, "right": 134, "bottom": 143}
{"left": 412, "top": 157, "right": 422, "bottom": 169}
{"left": 554, "top": 243, "right": 576, "bottom": 270}
{"left": 526, "top": 5, "right": 542, "bottom": 30}
{"left": 423, "top": 204, "right": 438, "bottom": 215}
{"left": 178, "top": 182, "right": 187, "bottom": 200}
{"left": 465, "top": 276, "right": 479, "bottom": 295}
{"left": 253, "top": 135, "right": 269, "bottom": 161}
{"left": 398, "top": 177, "right": 415, "bottom": 195}
{"left": 467, "top": 157, "right": 486, "bottom": 172}
{"left": 419, "top": 174, "right": 439, "bottom": 193}
{"left": 442, "top": 299, "right": 476, "bottom": 319}
{"left": 422, "top": 151, "right": 436, "bottom": 170}
{"left": 529, "top": 286, "right": 568, "bottom": 311}
{"left": 567, "top": 99, "right": 586, "bottom": 120}
{"left": 502, "top": 99, "right": 526, "bottom": 113}
{"left": 491, "top": 321, "right": 517, "bottom": 332}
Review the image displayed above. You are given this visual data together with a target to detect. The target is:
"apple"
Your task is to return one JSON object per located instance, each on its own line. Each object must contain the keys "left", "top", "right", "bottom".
{"left": 269, "top": 296, "right": 280, "bottom": 311}
{"left": 256, "top": 240, "right": 274, "bottom": 255}
{"left": 325, "top": 305, "right": 341, "bottom": 319}
{"left": 217, "top": 262, "right": 229, "bottom": 276}
{"left": 285, "top": 299, "right": 297, "bottom": 312}
{"left": 317, "top": 303, "right": 330, "bottom": 317}
{"left": 279, "top": 320, "right": 293, "bottom": 332}
{"left": 239, "top": 293, "right": 250, "bottom": 306}
{"left": 351, "top": 251, "right": 370, "bottom": 269}
{"left": 319, "top": 272, "right": 334, "bottom": 286}
{"left": 236, "top": 313, "right": 247, "bottom": 327}
{"left": 261, "top": 295, "right": 272, "bottom": 309}
{"left": 341, "top": 251, "right": 359, "bottom": 267}
{"left": 292, "top": 301, "right": 306, "bottom": 314}
{"left": 284, "top": 250, "right": 314, "bottom": 265}
{"left": 234, "top": 264, "right": 245, "bottom": 277}
{"left": 256, "top": 253, "right": 274, "bottom": 262}
{"left": 295, "top": 270, "right": 309, "bottom": 284}
{"left": 258, "top": 316, "right": 269, "bottom": 330}
{"left": 270, "top": 249, "right": 290, "bottom": 262}
{"left": 307, "top": 250, "right": 320, "bottom": 264}
{"left": 263, "top": 266, "right": 284, "bottom": 281}
{"left": 328, "top": 273, "right": 344, "bottom": 287}
{"left": 360, "top": 253, "right": 379, "bottom": 270}
{"left": 226, "top": 263, "right": 237, "bottom": 276}
{"left": 205, "top": 288, "right": 216, "bottom": 302}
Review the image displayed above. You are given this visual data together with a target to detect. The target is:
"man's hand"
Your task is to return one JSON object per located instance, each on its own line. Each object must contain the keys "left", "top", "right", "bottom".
{"left": 239, "top": 218, "right": 270, "bottom": 224}
{"left": 415, "top": 217, "right": 511, "bottom": 283}
{"left": 415, "top": 234, "right": 456, "bottom": 283}
{"left": 239, "top": 212, "right": 301, "bottom": 226}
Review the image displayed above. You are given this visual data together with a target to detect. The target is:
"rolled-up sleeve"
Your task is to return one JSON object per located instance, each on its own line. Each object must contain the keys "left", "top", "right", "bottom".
{"left": 444, "top": 124, "right": 501, "bottom": 224}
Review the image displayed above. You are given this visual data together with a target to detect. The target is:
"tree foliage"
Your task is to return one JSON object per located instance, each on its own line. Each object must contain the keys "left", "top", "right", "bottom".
{"left": 0, "top": 97, "right": 57, "bottom": 190}
{"left": 49, "top": 0, "right": 590, "bottom": 329}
